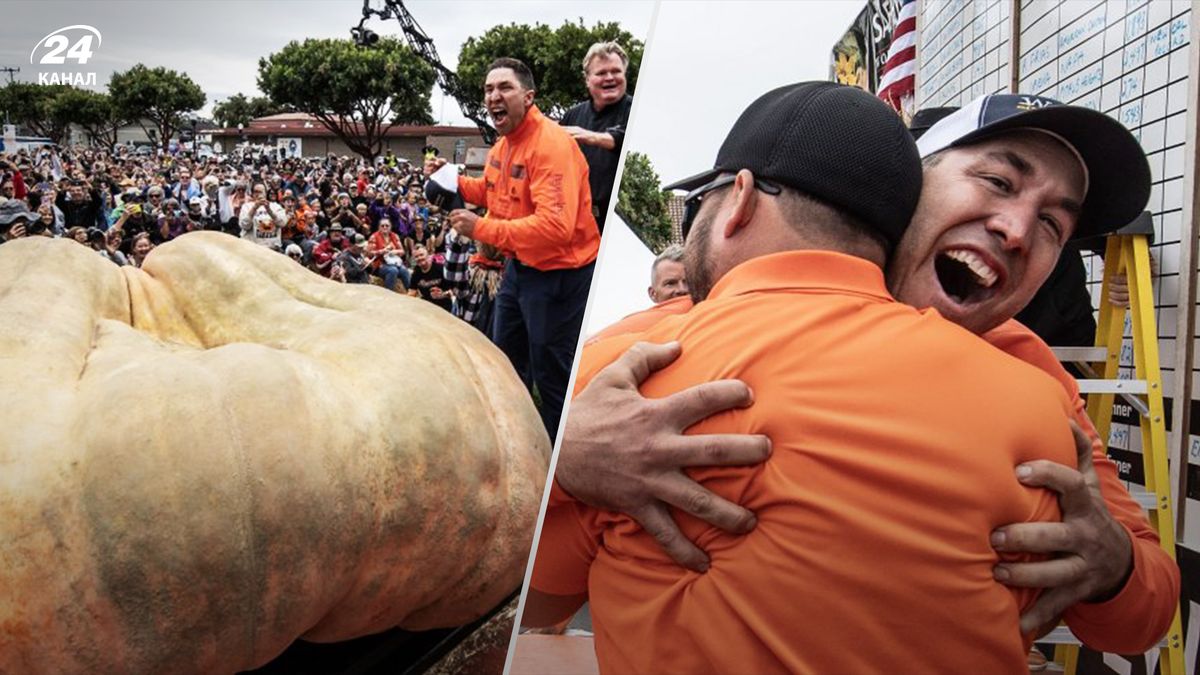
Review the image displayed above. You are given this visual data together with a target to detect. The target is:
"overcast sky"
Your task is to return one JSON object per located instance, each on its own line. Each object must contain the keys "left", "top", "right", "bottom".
{"left": 2, "top": 0, "right": 654, "bottom": 124}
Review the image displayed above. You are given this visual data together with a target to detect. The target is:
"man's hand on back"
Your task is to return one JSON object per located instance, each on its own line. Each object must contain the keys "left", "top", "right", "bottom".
{"left": 990, "top": 421, "right": 1134, "bottom": 636}
{"left": 562, "top": 126, "right": 615, "bottom": 150}
{"left": 556, "top": 341, "right": 771, "bottom": 572}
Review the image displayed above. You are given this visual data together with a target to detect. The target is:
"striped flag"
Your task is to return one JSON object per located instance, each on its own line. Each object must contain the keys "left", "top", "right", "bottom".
{"left": 877, "top": 0, "right": 917, "bottom": 112}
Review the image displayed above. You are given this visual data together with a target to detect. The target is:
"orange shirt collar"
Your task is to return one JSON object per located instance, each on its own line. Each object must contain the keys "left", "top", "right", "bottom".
{"left": 507, "top": 104, "right": 544, "bottom": 143}
{"left": 706, "top": 250, "right": 893, "bottom": 302}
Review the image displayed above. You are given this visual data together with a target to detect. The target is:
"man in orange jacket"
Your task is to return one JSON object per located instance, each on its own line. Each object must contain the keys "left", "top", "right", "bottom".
{"left": 429, "top": 58, "right": 600, "bottom": 440}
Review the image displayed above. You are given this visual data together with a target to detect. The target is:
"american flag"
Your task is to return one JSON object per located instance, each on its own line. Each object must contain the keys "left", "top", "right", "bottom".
{"left": 877, "top": 0, "right": 917, "bottom": 112}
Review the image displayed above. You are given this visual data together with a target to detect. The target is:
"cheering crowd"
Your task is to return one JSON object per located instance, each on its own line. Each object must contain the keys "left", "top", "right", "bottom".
{"left": 1, "top": 40, "right": 632, "bottom": 440}
{"left": 0, "top": 144, "right": 506, "bottom": 332}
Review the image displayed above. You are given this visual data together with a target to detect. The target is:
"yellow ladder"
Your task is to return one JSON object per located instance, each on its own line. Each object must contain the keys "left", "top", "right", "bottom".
{"left": 1045, "top": 222, "right": 1185, "bottom": 674}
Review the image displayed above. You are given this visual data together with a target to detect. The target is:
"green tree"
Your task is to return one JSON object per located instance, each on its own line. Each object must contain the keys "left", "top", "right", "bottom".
{"left": 258, "top": 37, "right": 435, "bottom": 161}
{"left": 109, "top": 65, "right": 206, "bottom": 151}
{"left": 615, "top": 152, "right": 673, "bottom": 253}
{"left": 49, "top": 88, "right": 125, "bottom": 151}
{"left": 0, "top": 83, "right": 71, "bottom": 144}
{"left": 212, "top": 93, "right": 286, "bottom": 129}
{"left": 457, "top": 20, "right": 643, "bottom": 118}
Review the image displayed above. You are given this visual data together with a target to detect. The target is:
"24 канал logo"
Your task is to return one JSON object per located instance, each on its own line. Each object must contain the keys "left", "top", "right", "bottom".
{"left": 30, "top": 25, "right": 102, "bottom": 86}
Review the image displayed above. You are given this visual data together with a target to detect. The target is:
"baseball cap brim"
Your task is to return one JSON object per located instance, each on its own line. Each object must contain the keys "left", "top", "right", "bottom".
{"left": 908, "top": 106, "right": 958, "bottom": 140}
{"left": 918, "top": 102, "right": 1150, "bottom": 240}
{"left": 663, "top": 168, "right": 723, "bottom": 193}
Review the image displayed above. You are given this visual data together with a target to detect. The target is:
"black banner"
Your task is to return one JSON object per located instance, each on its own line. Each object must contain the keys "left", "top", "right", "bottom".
{"left": 829, "top": 0, "right": 903, "bottom": 93}
{"left": 1107, "top": 447, "right": 1147, "bottom": 485}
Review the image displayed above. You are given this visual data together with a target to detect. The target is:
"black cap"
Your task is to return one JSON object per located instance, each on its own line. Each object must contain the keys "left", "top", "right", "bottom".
{"left": 916, "top": 93, "right": 1150, "bottom": 240}
{"left": 664, "top": 81, "right": 922, "bottom": 247}
{"left": 908, "top": 107, "right": 958, "bottom": 140}
{"left": 424, "top": 179, "right": 464, "bottom": 211}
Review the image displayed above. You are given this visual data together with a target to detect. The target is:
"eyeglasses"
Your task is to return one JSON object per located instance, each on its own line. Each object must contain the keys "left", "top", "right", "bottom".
{"left": 680, "top": 174, "right": 781, "bottom": 241}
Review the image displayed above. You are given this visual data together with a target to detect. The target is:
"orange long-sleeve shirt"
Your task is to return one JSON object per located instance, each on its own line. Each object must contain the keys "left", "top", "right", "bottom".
{"left": 533, "top": 251, "right": 1079, "bottom": 673}
{"left": 549, "top": 287, "right": 1179, "bottom": 658}
{"left": 984, "top": 321, "right": 1180, "bottom": 653}
{"left": 458, "top": 106, "right": 600, "bottom": 271}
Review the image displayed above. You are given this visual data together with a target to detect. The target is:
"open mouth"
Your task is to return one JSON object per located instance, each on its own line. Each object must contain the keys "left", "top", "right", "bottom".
{"left": 489, "top": 107, "right": 509, "bottom": 125}
{"left": 934, "top": 248, "right": 1000, "bottom": 305}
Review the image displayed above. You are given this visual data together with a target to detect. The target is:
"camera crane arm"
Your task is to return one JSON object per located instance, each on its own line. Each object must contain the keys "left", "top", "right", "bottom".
{"left": 355, "top": 0, "right": 497, "bottom": 145}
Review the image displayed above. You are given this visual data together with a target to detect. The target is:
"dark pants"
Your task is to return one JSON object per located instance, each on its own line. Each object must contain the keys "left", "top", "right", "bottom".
{"left": 492, "top": 259, "right": 595, "bottom": 441}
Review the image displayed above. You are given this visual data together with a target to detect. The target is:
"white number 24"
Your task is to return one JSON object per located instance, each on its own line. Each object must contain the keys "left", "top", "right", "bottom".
{"left": 40, "top": 35, "right": 94, "bottom": 65}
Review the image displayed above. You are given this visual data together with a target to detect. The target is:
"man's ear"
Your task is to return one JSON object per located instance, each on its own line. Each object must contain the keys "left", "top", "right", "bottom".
{"left": 647, "top": 286, "right": 657, "bottom": 303}
{"left": 721, "top": 169, "right": 759, "bottom": 239}
{"left": 524, "top": 88, "right": 536, "bottom": 109}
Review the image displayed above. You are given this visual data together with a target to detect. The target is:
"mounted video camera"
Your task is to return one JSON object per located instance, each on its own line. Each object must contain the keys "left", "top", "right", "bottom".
{"left": 351, "top": 25, "right": 379, "bottom": 47}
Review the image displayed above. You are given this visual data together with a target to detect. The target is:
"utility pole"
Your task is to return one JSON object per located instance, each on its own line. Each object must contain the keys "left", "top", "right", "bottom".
{"left": 0, "top": 67, "right": 19, "bottom": 127}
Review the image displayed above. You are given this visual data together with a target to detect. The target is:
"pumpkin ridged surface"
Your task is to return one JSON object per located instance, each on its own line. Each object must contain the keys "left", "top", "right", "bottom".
{"left": 0, "top": 232, "right": 551, "bottom": 674}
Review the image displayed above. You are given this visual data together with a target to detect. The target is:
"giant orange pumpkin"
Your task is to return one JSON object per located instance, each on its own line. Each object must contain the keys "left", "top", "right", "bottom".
{"left": 0, "top": 232, "right": 551, "bottom": 673}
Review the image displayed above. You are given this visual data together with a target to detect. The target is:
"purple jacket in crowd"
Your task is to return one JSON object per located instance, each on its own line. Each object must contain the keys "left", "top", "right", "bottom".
{"left": 368, "top": 200, "right": 409, "bottom": 235}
